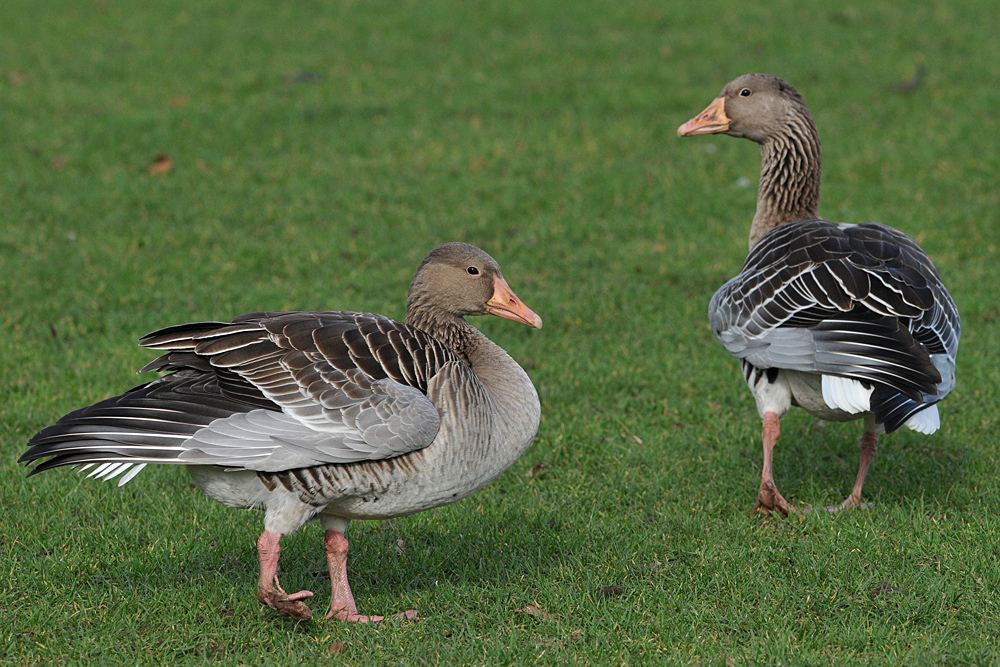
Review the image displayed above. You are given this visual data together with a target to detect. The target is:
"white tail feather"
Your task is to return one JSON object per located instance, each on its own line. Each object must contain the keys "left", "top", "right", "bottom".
{"left": 821, "top": 375, "right": 872, "bottom": 414}
{"left": 76, "top": 461, "right": 151, "bottom": 485}
{"left": 101, "top": 462, "right": 131, "bottom": 481}
{"left": 118, "top": 463, "right": 147, "bottom": 486}
{"left": 905, "top": 405, "right": 940, "bottom": 435}
{"left": 87, "top": 462, "right": 115, "bottom": 479}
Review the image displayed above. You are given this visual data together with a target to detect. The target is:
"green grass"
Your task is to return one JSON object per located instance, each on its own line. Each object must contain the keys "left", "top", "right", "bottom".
{"left": 3, "top": 0, "right": 1000, "bottom": 664}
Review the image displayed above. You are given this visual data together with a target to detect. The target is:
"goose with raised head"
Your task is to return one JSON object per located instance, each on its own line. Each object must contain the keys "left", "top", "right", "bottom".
{"left": 678, "top": 74, "right": 960, "bottom": 516}
{"left": 20, "top": 242, "right": 543, "bottom": 622}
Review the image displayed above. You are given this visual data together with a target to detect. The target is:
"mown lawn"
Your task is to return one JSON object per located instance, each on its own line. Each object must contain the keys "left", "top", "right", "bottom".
{"left": 2, "top": 1, "right": 999, "bottom": 665}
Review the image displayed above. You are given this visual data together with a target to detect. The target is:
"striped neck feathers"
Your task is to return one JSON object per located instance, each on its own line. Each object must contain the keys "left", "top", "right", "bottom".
{"left": 750, "top": 113, "right": 822, "bottom": 249}
{"left": 405, "top": 304, "right": 484, "bottom": 367}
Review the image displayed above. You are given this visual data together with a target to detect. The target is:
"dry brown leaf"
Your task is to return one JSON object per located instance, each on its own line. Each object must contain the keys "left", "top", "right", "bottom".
{"left": 170, "top": 95, "right": 190, "bottom": 107}
{"left": 395, "top": 538, "right": 405, "bottom": 554}
{"left": 520, "top": 603, "right": 556, "bottom": 620}
{"left": 148, "top": 154, "right": 174, "bottom": 176}
{"left": 328, "top": 641, "right": 348, "bottom": 654}
{"left": 524, "top": 462, "right": 547, "bottom": 480}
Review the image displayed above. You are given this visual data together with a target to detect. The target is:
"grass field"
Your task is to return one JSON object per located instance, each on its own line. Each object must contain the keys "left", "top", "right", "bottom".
{"left": 3, "top": 1, "right": 1000, "bottom": 664}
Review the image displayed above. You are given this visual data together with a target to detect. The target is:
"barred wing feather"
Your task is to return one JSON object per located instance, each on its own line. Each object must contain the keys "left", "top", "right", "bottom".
{"left": 20, "top": 311, "right": 467, "bottom": 479}
{"left": 709, "top": 220, "right": 960, "bottom": 432}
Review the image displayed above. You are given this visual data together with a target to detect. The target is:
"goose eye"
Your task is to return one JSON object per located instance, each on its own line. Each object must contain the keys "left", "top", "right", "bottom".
{"left": 739, "top": 88, "right": 752, "bottom": 97}
{"left": 467, "top": 266, "right": 480, "bottom": 275}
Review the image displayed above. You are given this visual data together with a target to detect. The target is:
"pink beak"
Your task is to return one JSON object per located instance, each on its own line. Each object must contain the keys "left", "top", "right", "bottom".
{"left": 485, "top": 276, "right": 542, "bottom": 329}
{"left": 677, "top": 96, "right": 731, "bottom": 137}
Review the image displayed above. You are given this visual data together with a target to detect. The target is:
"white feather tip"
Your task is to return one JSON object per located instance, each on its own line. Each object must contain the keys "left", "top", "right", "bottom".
{"left": 821, "top": 375, "right": 873, "bottom": 414}
{"left": 905, "top": 405, "right": 940, "bottom": 435}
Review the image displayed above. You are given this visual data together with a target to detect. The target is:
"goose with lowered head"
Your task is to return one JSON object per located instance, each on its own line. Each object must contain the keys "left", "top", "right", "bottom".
{"left": 20, "top": 242, "right": 543, "bottom": 622}
{"left": 678, "top": 74, "right": 960, "bottom": 516}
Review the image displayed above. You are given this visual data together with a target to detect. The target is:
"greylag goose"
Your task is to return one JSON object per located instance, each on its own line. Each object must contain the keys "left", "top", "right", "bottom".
{"left": 20, "top": 242, "right": 543, "bottom": 622}
{"left": 678, "top": 74, "right": 960, "bottom": 516}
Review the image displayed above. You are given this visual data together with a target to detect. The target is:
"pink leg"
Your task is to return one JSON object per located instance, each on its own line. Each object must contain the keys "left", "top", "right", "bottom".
{"left": 829, "top": 431, "right": 878, "bottom": 512}
{"left": 325, "top": 530, "right": 419, "bottom": 623}
{"left": 256, "top": 529, "right": 314, "bottom": 621}
{"left": 755, "top": 411, "right": 793, "bottom": 517}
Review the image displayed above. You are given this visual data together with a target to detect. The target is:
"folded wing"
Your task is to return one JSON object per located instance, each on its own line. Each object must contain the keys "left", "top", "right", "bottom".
{"left": 710, "top": 220, "right": 960, "bottom": 432}
{"left": 20, "top": 311, "right": 465, "bottom": 480}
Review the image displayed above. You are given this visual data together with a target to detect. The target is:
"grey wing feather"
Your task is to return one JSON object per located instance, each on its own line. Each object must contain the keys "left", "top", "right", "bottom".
{"left": 710, "top": 219, "right": 961, "bottom": 403}
{"left": 21, "top": 311, "right": 458, "bottom": 477}
{"left": 177, "top": 378, "right": 440, "bottom": 471}
{"left": 155, "top": 312, "right": 451, "bottom": 465}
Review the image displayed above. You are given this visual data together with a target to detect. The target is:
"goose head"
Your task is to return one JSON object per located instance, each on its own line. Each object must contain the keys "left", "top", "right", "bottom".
{"left": 677, "top": 73, "right": 812, "bottom": 144}
{"left": 407, "top": 242, "right": 542, "bottom": 330}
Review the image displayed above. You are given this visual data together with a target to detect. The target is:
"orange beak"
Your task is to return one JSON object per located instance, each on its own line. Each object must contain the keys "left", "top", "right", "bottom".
{"left": 677, "top": 96, "right": 730, "bottom": 137}
{"left": 486, "top": 276, "right": 543, "bottom": 329}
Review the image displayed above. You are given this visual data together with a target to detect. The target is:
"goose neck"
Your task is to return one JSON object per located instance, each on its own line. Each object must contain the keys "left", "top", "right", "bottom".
{"left": 749, "top": 117, "right": 822, "bottom": 249}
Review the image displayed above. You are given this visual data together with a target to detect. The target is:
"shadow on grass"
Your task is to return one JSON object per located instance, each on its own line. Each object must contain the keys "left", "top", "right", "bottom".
{"left": 744, "top": 415, "right": 968, "bottom": 509}
{"left": 318, "top": 509, "right": 578, "bottom": 595}
{"left": 77, "top": 502, "right": 582, "bottom": 619}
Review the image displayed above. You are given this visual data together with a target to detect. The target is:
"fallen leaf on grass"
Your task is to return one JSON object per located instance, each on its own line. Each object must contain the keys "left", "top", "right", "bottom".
{"left": 525, "top": 462, "right": 547, "bottom": 480}
{"left": 148, "top": 154, "right": 174, "bottom": 176}
{"left": 170, "top": 95, "right": 190, "bottom": 107}
{"left": 395, "top": 538, "right": 405, "bottom": 554}
{"left": 328, "top": 641, "right": 348, "bottom": 654}
{"left": 519, "top": 603, "right": 558, "bottom": 621}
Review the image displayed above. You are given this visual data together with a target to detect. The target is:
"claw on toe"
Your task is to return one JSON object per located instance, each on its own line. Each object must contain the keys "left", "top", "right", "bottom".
{"left": 258, "top": 586, "right": 314, "bottom": 622}
{"left": 755, "top": 481, "right": 793, "bottom": 517}
{"left": 755, "top": 499, "right": 791, "bottom": 517}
